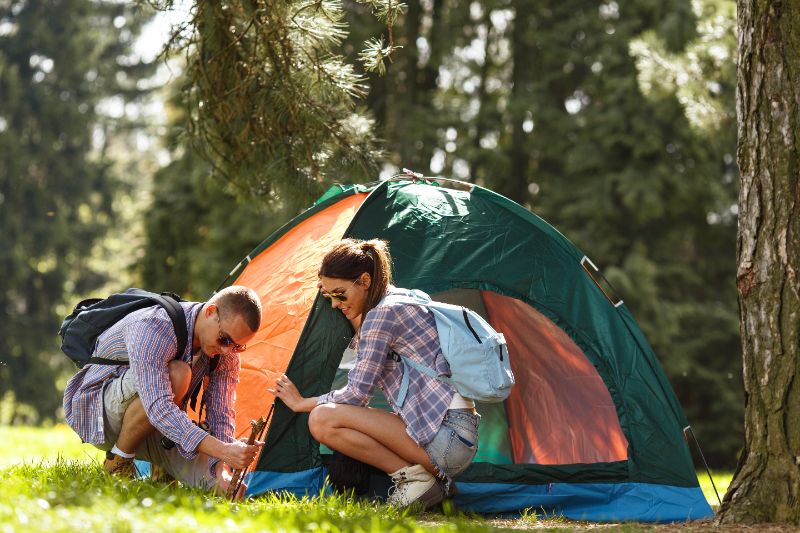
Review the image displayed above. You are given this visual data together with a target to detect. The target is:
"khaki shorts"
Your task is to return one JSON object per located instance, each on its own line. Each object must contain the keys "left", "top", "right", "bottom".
{"left": 100, "top": 369, "right": 216, "bottom": 490}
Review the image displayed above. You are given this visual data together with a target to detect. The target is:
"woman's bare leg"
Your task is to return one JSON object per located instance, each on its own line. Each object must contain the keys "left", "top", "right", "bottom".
{"left": 308, "top": 403, "right": 435, "bottom": 474}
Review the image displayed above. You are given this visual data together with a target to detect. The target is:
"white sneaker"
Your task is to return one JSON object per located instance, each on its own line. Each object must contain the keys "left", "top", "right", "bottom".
{"left": 387, "top": 464, "right": 444, "bottom": 509}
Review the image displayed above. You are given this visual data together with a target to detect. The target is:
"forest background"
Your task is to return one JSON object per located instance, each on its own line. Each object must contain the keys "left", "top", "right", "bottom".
{"left": 0, "top": 0, "right": 740, "bottom": 470}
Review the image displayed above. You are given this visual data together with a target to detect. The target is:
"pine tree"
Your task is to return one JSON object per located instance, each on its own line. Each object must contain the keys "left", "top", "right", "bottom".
{"left": 151, "top": 0, "right": 399, "bottom": 209}
{"left": 139, "top": 99, "right": 282, "bottom": 299}
{"left": 0, "top": 0, "right": 153, "bottom": 421}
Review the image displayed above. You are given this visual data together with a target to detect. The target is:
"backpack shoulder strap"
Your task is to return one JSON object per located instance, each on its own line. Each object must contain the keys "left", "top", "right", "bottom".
{"left": 188, "top": 354, "right": 219, "bottom": 414}
{"left": 86, "top": 292, "right": 187, "bottom": 365}
{"left": 379, "top": 289, "right": 431, "bottom": 308}
{"left": 391, "top": 351, "right": 454, "bottom": 408}
{"left": 152, "top": 293, "right": 188, "bottom": 360}
{"left": 380, "top": 290, "right": 443, "bottom": 408}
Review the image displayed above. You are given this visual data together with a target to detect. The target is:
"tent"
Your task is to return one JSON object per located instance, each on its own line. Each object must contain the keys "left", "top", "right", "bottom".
{"left": 219, "top": 178, "right": 713, "bottom": 522}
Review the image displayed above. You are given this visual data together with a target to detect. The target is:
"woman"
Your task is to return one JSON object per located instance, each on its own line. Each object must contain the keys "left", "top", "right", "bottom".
{"left": 270, "top": 238, "right": 479, "bottom": 509}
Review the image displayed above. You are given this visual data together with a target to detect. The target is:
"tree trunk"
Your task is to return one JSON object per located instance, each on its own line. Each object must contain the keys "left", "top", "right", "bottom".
{"left": 396, "top": 0, "right": 422, "bottom": 168}
{"left": 717, "top": 0, "right": 800, "bottom": 524}
{"left": 396, "top": 0, "right": 442, "bottom": 172}
{"left": 503, "top": 0, "right": 536, "bottom": 205}
{"left": 469, "top": 6, "right": 494, "bottom": 182}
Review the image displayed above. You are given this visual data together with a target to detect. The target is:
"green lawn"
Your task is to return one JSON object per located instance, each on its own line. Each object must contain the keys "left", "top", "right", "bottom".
{"left": 0, "top": 425, "right": 728, "bottom": 532}
{"left": 0, "top": 424, "right": 103, "bottom": 469}
{"left": 697, "top": 468, "right": 731, "bottom": 508}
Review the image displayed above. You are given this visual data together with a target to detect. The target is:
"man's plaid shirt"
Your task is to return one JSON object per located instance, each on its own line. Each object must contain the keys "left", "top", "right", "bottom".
{"left": 63, "top": 302, "right": 238, "bottom": 462}
{"left": 318, "top": 288, "right": 456, "bottom": 445}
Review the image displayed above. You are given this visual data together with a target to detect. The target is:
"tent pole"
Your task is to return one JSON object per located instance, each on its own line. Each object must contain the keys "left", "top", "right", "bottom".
{"left": 684, "top": 425, "right": 722, "bottom": 506}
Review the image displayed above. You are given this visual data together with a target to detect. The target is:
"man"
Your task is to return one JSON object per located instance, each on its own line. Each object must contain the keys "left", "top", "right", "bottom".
{"left": 63, "top": 285, "right": 263, "bottom": 497}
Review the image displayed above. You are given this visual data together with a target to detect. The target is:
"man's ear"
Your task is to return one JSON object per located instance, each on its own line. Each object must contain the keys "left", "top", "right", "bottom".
{"left": 205, "top": 303, "right": 218, "bottom": 317}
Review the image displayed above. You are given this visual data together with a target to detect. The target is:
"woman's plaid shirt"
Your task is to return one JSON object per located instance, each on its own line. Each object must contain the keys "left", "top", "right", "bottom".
{"left": 317, "top": 288, "right": 456, "bottom": 445}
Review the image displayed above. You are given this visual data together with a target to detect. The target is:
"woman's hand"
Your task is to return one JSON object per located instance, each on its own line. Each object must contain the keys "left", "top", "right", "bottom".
{"left": 268, "top": 374, "right": 318, "bottom": 413}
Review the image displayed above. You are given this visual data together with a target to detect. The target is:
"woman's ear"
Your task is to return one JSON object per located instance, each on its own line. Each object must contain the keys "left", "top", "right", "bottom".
{"left": 359, "top": 272, "right": 372, "bottom": 289}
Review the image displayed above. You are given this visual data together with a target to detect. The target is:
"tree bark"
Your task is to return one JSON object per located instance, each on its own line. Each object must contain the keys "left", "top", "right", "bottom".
{"left": 717, "top": 0, "right": 800, "bottom": 524}
{"left": 503, "top": 0, "right": 537, "bottom": 205}
{"left": 469, "top": 6, "right": 494, "bottom": 182}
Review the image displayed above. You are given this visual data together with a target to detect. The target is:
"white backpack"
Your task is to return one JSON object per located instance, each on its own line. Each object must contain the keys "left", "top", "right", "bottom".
{"left": 381, "top": 290, "right": 515, "bottom": 405}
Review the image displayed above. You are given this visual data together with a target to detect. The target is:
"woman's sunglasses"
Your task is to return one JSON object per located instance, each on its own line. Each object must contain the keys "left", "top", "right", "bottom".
{"left": 320, "top": 279, "right": 358, "bottom": 302}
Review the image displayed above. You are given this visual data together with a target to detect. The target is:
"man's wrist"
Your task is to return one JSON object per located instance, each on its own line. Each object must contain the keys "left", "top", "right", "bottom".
{"left": 197, "top": 434, "right": 226, "bottom": 462}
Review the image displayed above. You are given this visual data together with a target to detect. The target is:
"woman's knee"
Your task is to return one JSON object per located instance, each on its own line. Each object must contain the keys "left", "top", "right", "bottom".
{"left": 167, "top": 360, "right": 191, "bottom": 402}
{"left": 308, "top": 404, "right": 336, "bottom": 442}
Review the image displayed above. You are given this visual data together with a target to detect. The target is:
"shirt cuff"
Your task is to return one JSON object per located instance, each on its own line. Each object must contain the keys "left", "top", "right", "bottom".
{"left": 176, "top": 423, "right": 209, "bottom": 460}
{"left": 208, "top": 457, "right": 220, "bottom": 479}
{"left": 316, "top": 393, "right": 331, "bottom": 405}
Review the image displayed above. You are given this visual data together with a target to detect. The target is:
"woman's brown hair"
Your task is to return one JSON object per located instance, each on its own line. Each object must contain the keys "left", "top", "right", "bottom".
{"left": 319, "top": 238, "right": 393, "bottom": 318}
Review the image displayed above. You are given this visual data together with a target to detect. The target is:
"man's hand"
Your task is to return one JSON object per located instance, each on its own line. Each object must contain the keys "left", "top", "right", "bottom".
{"left": 214, "top": 462, "right": 246, "bottom": 500}
{"left": 198, "top": 435, "right": 263, "bottom": 469}
{"left": 220, "top": 439, "right": 263, "bottom": 470}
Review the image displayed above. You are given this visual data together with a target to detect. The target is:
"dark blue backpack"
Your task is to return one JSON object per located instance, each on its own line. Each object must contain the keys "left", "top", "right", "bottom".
{"left": 59, "top": 288, "right": 187, "bottom": 368}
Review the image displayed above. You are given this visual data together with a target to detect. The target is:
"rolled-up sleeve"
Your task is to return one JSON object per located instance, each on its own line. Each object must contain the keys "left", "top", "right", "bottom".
{"left": 202, "top": 352, "right": 239, "bottom": 477}
{"left": 205, "top": 353, "right": 238, "bottom": 444}
{"left": 317, "top": 306, "right": 398, "bottom": 406}
{"left": 125, "top": 318, "right": 207, "bottom": 459}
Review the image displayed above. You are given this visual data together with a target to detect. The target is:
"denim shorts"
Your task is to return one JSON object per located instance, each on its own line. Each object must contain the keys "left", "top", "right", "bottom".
{"left": 423, "top": 409, "right": 480, "bottom": 484}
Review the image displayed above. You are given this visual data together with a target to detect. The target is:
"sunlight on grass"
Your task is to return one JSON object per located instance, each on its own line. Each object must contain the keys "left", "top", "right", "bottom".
{"left": 0, "top": 424, "right": 103, "bottom": 468}
{"left": 0, "top": 425, "right": 729, "bottom": 532}
{"left": 0, "top": 459, "right": 497, "bottom": 533}
{"left": 0, "top": 426, "right": 497, "bottom": 532}
{"left": 697, "top": 469, "right": 732, "bottom": 509}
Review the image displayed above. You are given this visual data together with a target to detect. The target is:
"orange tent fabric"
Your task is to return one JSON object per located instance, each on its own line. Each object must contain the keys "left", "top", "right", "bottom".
{"left": 189, "top": 193, "right": 367, "bottom": 438}
{"left": 483, "top": 291, "right": 628, "bottom": 464}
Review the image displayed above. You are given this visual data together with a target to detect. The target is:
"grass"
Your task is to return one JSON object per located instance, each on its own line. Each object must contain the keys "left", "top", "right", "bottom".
{"left": 1, "top": 459, "right": 503, "bottom": 532}
{"left": 0, "top": 424, "right": 103, "bottom": 469}
{"left": 0, "top": 425, "right": 730, "bottom": 532}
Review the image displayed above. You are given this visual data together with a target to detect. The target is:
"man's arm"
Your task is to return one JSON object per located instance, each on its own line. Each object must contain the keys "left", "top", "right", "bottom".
{"left": 125, "top": 315, "right": 209, "bottom": 459}
{"left": 196, "top": 434, "right": 259, "bottom": 469}
{"left": 201, "top": 352, "right": 254, "bottom": 473}
{"left": 203, "top": 352, "right": 238, "bottom": 444}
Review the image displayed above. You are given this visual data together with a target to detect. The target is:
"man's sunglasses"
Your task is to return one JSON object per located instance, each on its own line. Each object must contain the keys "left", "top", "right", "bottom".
{"left": 216, "top": 311, "right": 246, "bottom": 352}
{"left": 320, "top": 279, "right": 358, "bottom": 303}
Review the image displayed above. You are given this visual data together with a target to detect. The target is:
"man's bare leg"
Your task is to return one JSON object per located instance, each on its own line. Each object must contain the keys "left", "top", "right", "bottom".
{"left": 115, "top": 360, "right": 191, "bottom": 454}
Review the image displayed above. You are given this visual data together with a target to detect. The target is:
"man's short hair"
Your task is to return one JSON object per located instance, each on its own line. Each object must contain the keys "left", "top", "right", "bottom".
{"left": 211, "top": 285, "right": 262, "bottom": 332}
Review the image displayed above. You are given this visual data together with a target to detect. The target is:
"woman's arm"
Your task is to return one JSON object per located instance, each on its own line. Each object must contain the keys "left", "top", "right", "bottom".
{"left": 320, "top": 305, "right": 399, "bottom": 406}
{"left": 273, "top": 306, "right": 400, "bottom": 412}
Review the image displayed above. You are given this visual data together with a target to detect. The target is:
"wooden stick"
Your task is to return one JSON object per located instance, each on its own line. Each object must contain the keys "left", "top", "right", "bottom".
{"left": 227, "top": 416, "right": 267, "bottom": 500}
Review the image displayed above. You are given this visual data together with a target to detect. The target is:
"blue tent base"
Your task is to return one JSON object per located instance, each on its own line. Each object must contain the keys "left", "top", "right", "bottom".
{"left": 454, "top": 480, "right": 713, "bottom": 522}
{"left": 245, "top": 467, "right": 327, "bottom": 498}
{"left": 245, "top": 467, "right": 713, "bottom": 523}
{"left": 133, "top": 459, "right": 151, "bottom": 478}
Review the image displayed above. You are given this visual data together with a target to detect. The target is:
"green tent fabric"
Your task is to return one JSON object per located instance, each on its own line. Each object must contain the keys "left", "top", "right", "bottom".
{"left": 231, "top": 179, "right": 711, "bottom": 522}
